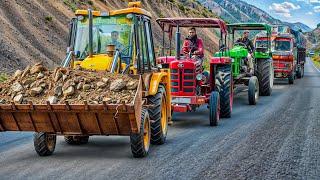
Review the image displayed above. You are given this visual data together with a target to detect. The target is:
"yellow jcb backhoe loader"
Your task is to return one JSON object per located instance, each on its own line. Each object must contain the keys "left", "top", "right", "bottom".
{"left": 0, "top": 1, "right": 171, "bottom": 158}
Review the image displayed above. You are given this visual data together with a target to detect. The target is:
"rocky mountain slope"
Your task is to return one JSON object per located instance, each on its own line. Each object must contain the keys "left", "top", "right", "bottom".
{"left": 198, "top": 0, "right": 312, "bottom": 32}
{"left": 0, "top": 0, "right": 219, "bottom": 74}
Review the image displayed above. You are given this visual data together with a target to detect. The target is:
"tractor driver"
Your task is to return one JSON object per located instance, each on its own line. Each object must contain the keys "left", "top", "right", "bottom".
{"left": 182, "top": 27, "right": 204, "bottom": 63}
{"left": 236, "top": 30, "right": 254, "bottom": 74}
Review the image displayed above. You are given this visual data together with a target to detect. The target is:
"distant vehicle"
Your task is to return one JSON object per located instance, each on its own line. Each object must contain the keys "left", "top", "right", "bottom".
{"left": 309, "top": 51, "right": 315, "bottom": 56}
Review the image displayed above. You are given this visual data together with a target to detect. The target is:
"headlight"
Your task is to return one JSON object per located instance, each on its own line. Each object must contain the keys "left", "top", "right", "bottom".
{"left": 196, "top": 74, "right": 203, "bottom": 81}
{"left": 157, "top": 64, "right": 162, "bottom": 69}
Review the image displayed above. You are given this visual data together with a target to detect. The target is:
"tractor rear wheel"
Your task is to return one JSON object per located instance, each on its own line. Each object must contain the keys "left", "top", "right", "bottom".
{"left": 215, "top": 65, "right": 233, "bottom": 118}
{"left": 148, "top": 85, "right": 168, "bottom": 145}
{"left": 209, "top": 91, "right": 220, "bottom": 126}
{"left": 130, "top": 108, "right": 150, "bottom": 158}
{"left": 34, "top": 132, "right": 56, "bottom": 156}
{"left": 256, "top": 58, "right": 273, "bottom": 96}
{"left": 248, "top": 76, "right": 259, "bottom": 105}
{"left": 64, "top": 136, "right": 89, "bottom": 145}
{"left": 288, "top": 71, "right": 294, "bottom": 84}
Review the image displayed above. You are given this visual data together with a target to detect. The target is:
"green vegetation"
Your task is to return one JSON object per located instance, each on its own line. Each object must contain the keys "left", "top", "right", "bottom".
{"left": 45, "top": 16, "right": 53, "bottom": 22}
{"left": 0, "top": 73, "right": 8, "bottom": 82}
{"left": 312, "top": 55, "right": 320, "bottom": 68}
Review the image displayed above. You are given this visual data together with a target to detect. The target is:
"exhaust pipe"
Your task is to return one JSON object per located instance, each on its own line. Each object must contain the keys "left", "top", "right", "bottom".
{"left": 176, "top": 25, "right": 181, "bottom": 60}
{"left": 88, "top": 9, "right": 93, "bottom": 58}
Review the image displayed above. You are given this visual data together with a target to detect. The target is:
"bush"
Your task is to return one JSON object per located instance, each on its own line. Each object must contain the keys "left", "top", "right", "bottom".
{"left": 0, "top": 73, "right": 7, "bottom": 82}
{"left": 45, "top": 16, "right": 53, "bottom": 22}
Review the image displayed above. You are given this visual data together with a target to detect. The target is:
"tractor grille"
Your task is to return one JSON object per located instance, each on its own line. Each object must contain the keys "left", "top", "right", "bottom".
{"left": 171, "top": 68, "right": 195, "bottom": 94}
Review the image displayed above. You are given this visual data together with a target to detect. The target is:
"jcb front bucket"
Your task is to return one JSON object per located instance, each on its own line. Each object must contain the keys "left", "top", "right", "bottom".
{"left": 0, "top": 76, "right": 144, "bottom": 136}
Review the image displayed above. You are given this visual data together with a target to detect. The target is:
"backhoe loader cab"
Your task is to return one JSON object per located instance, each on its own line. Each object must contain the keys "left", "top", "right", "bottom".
{"left": 156, "top": 18, "right": 231, "bottom": 126}
{"left": 0, "top": 2, "right": 171, "bottom": 158}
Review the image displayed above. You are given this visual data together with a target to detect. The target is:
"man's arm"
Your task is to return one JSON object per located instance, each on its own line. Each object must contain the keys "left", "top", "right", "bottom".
{"left": 249, "top": 40, "right": 255, "bottom": 53}
{"left": 182, "top": 40, "right": 190, "bottom": 54}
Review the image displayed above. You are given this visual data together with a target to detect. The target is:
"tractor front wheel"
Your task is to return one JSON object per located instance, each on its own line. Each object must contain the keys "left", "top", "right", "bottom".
{"left": 215, "top": 65, "right": 233, "bottom": 118}
{"left": 209, "top": 91, "right": 220, "bottom": 126}
{"left": 34, "top": 132, "right": 56, "bottom": 156}
{"left": 256, "top": 58, "right": 273, "bottom": 96}
{"left": 248, "top": 76, "right": 259, "bottom": 105}
{"left": 288, "top": 71, "right": 294, "bottom": 84}
{"left": 130, "top": 108, "right": 151, "bottom": 158}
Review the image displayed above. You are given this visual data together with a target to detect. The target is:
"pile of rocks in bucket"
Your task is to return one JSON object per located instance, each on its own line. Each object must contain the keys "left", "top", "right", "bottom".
{"left": 0, "top": 63, "right": 139, "bottom": 104}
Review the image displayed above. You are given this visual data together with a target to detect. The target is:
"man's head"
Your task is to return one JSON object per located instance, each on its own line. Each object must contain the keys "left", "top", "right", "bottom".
{"left": 111, "top": 31, "right": 119, "bottom": 41}
{"left": 243, "top": 30, "right": 250, "bottom": 39}
{"left": 188, "top": 27, "right": 197, "bottom": 38}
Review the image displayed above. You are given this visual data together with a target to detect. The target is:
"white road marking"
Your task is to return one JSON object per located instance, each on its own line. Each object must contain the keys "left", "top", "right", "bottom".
{"left": 310, "top": 59, "right": 320, "bottom": 73}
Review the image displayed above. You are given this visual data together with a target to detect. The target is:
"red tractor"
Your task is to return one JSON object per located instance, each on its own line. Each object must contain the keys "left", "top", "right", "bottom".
{"left": 271, "top": 33, "right": 296, "bottom": 84}
{"left": 156, "top": 18, "right": 232, "bottom": 126}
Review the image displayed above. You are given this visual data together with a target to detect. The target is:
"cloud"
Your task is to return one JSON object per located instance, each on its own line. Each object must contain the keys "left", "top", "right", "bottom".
{"left": 269, "top": 2, "right": 301, "bottom": 17}
{"left": 296, "top": 0, "right": 320, "bottom": 4}
{"left": 306, "top": 11, "right": 314, "bottom": 14}
{"left": 314, "top": 6, "right": 320, "bottom": 12}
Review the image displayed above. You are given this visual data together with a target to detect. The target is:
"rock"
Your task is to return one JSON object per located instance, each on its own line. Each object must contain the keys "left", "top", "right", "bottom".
{"left": 110, "top": 79, "right": 126, "bottom": 92}
{"left": 62, "top": 74, "right": 68, "bottom": 82}
{"left": 54, "top": 70, "right": 63, "bottom": 82}
{"left": 30, "top": 87, "right": 43, "bottom": 96}
{"left": 21, "top": 65, "right": 31, "bottom": 78}
{"left": 22, "top": 79, "right": 34, "bottom": 86}
{"left": 102, "top": 78, "right": 109, "bottom": 83}
{"left": 13, "top": 94, "right": 23, "bottom": 104}
{"left": 76, "top": 82, "right": 84, "bottom": 90}
{"left": 47, "top": 96, "right": 58, "bottom": 104}
{"left": 13, "top": 70, "right": 23, "bottom": 79}
{"left": 77, "top": 95, "right": 82, "bottom": 100}
{"left": 0, "top": 99, "right": 5, "bottom": 104}
{"left": 11, "top": 82, "right": 24, "bottom": 93}
{"left": 63, "top": 86, "right": 75, "bottom": 96}
{"left": 83, "top": 84, "right": 91, "bottom": 91}
{"left": 37, "top": 72, "right": 44, "bottom": 79}
{"left": 54, "top": 85, "right": 63, "bottom": 96}
{"left": 96, "top": 82, "right": 106, "bottom": 88}
{"left": 126, "top": 80, "right": 138, "bottom": 90}
{"left": 103, "top": 97, "right": 111, "bottom": 102}
{"left": 40, "top": 83, "right": 47, "bottom": 88}
{"left": 30, "top": 64, "right": 46, "bottom": 74}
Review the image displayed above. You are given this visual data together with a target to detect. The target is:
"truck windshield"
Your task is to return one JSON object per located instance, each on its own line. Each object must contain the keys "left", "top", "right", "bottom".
{"left": 274, "top": 40, "right": 291, "bottom": 51}
{"left": 255, "top": 40, "right": 268, "bottom": 48}
{"left": 74, "top": 15, "right": 133, "bottom": 60}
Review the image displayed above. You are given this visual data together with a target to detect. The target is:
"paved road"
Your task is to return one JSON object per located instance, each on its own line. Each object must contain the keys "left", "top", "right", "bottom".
{"left": 1, "top": 58, "right": 320, "bottom": 179}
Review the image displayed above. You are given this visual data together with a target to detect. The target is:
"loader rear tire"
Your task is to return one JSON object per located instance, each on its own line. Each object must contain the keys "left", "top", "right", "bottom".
{"left": 64, "top": 136, "right": 89, "bottom": 145}
{"left": 130, "top": 108, "right": 150, "bottom": 158}
{"left": 256, "top": 58, "right": 273, "bottom": 96}
{"left": 215, "top": 65, "right": 233, "bottom": 118}
{"left": 34, "top": 132, "right": 56, "bottom": 156}
{"left": 148, "top": 85, "right": 168, "bottom": 145}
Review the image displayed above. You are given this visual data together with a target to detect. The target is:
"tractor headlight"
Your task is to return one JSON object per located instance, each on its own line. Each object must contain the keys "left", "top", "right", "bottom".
{"left": 157, "top": 64, "right": 162, "bottom": 69}
{"left": 196, "top": 74, "right": 203, "bottom": 81}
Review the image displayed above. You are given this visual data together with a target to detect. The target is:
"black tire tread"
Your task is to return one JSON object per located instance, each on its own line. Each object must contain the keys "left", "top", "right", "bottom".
{"left": 130, "top": 108, "right": 149, "bottom": 158}
{"left": 215, "top": 65, "right": 232, "bottom": 118}
{"left": 64, "top": 136, "right": 89, "bottom": 145}
{"left": 148, "top": 85, "right": 167, "bottom": 145}
{"left": 256, "top": 59, "right": 272, "bottom": 96}
{"left": 34, "top": 132, "right": 56, "bottom": 156}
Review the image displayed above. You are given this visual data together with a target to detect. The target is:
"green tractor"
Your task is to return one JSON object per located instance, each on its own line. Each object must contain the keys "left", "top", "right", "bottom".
{"left": 215, "top": 23, "right": 274, "bottom": 106}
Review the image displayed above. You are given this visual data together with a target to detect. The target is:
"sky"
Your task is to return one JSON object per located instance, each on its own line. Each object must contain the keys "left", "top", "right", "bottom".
{"left": 243, "top": 0, "right": 320, "bottom": 29}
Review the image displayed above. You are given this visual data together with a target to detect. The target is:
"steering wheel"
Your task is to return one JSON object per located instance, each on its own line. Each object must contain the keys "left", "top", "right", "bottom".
{"left": 182, "top": 44, "right": 198, "bottom": 58}
{"left": 234, "top": 42, "right": 247, "bottom": 47}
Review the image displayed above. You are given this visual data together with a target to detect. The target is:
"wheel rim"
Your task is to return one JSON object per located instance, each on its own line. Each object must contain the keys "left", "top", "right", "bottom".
{"left": 161, "top": 98, "right": 168, "bottom": 134}
{"left": 143, "top": 118, "right": 150, "bottom": 151}
{"left": 46, "top": 134, "right": 55, "bottom": 151}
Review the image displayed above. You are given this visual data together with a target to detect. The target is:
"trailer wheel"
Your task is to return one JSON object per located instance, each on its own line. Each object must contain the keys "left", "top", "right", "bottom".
{"left": 130, "top": 108, "right": 150, "bottom": 158}
{"left": 209, "top": 91, "right": 220, "bottom": 126}
{"left": 256, "top": 58, "right": 273, "bottom": 96}
{"left": 215, "top": 65, "right": 233, "bottom": 118}
{"left": 64, "top": 136, "right": 89, "bottom": 145}
{"left": 297, "top": 65, "right": 304, "bottom": 78}
{"left": 148, "top": 85, "right": 168, "bottom": 145}
{"left": 248, "top": 76, "right": 259, "bottom": 105}
{"left": 288, "top": 71, "right": 294, "bottom": 84}
{"left": 34, "top": 132, "right": 56, "bottom": 156}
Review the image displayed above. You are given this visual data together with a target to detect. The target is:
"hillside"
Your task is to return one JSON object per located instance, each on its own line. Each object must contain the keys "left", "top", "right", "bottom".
{"left": 305, "top": 27, "right": 320, "bottom": 50}
{"left": 0, "top": 0, "right": 220, "bottom": 74}
{"left": 198, "top": 0, "right": 311, "bottom": 32}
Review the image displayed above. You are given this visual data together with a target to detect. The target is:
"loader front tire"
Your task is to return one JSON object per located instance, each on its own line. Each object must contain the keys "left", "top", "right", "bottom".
{"left": 34, "top": 132, "right": 56, "bottom": 156}
{"left": 148, "top": 85, "right": 168, "bottom": 145}
{"left": 64, "top": 136, "right": 89, "bottom": 145}
{"left": 130, "top": 108, "right": 150, "bottom": 158}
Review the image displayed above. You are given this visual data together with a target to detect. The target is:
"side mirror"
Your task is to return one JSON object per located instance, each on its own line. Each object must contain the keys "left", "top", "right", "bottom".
{"left": 74, "top": 51, "right": 81, "bottom": 58}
